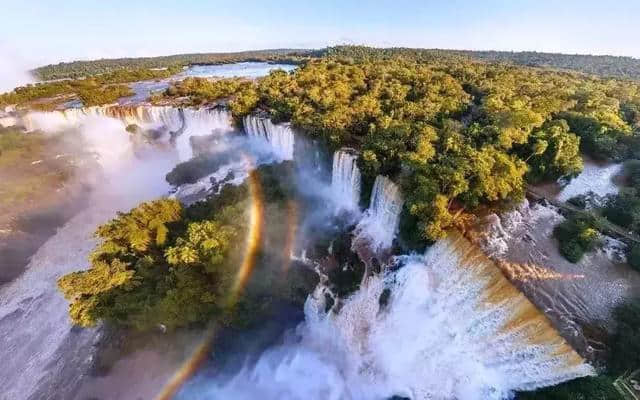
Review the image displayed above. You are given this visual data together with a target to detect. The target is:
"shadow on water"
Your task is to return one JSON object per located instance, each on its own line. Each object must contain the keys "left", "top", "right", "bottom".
{"left": 0, "top": 192, "right": 89, "bottom": 285}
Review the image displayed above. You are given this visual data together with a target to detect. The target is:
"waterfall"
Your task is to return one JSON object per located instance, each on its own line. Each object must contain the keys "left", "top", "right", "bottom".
{"left": 185, "top": 232, "right": 593, "bottom": 400}
{"left": 331, "top": 149, "right": 361, "bottom": 212}
{"left": 22, "top": 105, "right": 183, "bottom": 134}
{"left": 243, "top": 115, "right": 294, "bottom": 160}
{"left": 0, "top": 115, "right": 175, "bottom": 400}
{"left": 353, "top": 175, "right": 403, "bottom": 251}
{"left": 20, "top": 106, "right": 238, "bottom": 162}
{"left": 177, "top": 108, "right": 234, "bottom": 162}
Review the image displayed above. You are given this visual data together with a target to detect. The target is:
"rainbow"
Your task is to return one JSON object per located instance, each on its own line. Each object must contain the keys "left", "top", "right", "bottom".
{"left": 155, "top": 159, "right": 266, "bottom": 400}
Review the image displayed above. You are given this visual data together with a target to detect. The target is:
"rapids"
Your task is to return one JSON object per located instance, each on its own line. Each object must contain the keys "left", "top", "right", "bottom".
{"left": 475, "top": 199, "right": 640, "bottom": 358}
{"left": 2, "top": 102, "right": 605, "bottom": 400}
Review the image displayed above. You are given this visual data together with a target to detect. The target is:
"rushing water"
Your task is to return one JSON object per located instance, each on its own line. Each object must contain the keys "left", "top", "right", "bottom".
{"left": 23, "top": 105, "right": 183, "bottom": 135}
{"left": 4, "top": 103, "right": 605, "bottom": 399}
{"left": 331, "top": 149, "right": 361, "bottom": 213}
{"left": 0, "top": 113, "right": 176, "bottom": 399}
{"left": 22, "top": 105, "right": 240, "bottom": 163}
{"left": 476, "top": 199, "right": 640, "bottom": 359}
{"left": 181, "top": 232, "right": 593, "bottom": 400}
{"left": 353, "top": 175, "right": 403, "bottom": 251}
{"left": 243, "top": 115, "right": 295, "bottom": 160}
{"left": 178, "top": 108, "right": 234, "bottom": 161}
{"left": 557, "top": 161, "right": 623, "bottom": 203}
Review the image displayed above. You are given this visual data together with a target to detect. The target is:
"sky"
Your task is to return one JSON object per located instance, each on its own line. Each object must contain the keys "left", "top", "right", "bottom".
{"left": 1, "top": 0, "right": 640, "bottom": 69}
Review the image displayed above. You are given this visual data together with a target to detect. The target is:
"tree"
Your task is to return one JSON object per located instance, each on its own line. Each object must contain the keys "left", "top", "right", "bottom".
{"left": 608, "top": 299, "right": 640, "bottom": 375}
{"left": 603, "top": 190, "right": 640, "bottom": 233}
{"left": 524, "top": 120, "right": 583, "bottom": 182}
{"left": 629, "top": 244, "right": 640, "bottom": 271}
{"left": 58, "top": 198, "right": 243, "bottom": 331}
{"left": 553, "top": 214, "right": 602, "bottom": 263}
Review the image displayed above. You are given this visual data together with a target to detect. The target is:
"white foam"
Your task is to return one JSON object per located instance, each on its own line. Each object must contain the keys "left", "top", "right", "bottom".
{"left": 189, "top": 237, "right": 593, "bottom": 400}
{"left": 353, "top": 175, "right": 403, "bottom": 251}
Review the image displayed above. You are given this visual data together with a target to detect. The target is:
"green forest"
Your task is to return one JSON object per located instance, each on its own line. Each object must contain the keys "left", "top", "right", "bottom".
{"left": 32, "top": 46, "right": 640, "bottom": 81}
{"left": 33, "top": 49, "right": 310, "bottom": 80}
{"left": 157, "top": 53, "right": 639, "bottom": 245}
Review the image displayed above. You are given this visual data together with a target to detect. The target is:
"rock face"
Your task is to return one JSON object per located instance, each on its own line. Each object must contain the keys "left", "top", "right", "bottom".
{"left": 471, "top": 199, "right": 640, "bottom": 361}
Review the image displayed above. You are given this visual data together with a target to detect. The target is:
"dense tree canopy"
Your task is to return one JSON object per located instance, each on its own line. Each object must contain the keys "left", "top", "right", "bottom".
{"left": 153, "top": 77, "right": 254, "bottom": 107}
{"left": 33, "top": 49, "right": 309, "bottom": 80}
{"left": 154, "top": 53, "right": 640, "bottom": 241}
{"left": 33, "top": 46, "right": 640, "bottom": 81}
{"left": 58, "top": 196, "right": 245, "bottom": 330}
{"left": 58, "top": 162, "right": 317, "bottom": 331}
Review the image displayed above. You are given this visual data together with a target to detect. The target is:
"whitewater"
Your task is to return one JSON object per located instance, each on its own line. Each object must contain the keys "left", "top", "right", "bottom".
{"left": 0, "top": 113, "right": 176, "bottom": 400}
{"left": 182, "top": 232, "right": 593, "bottom": 400}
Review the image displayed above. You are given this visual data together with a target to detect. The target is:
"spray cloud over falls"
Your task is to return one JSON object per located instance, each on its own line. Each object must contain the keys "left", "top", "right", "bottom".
{"left": 0, "top": 46, "right": 35, "bottom": 94}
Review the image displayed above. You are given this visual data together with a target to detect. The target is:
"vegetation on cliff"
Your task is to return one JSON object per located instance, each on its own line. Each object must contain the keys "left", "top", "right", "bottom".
{"left": 58, "top": 196, "right": 243, "bottom": 330}
{"left": 553, "top": 214, "right": 602, "bottom": 263}
{"left": 556, "top": 159, "right": 640, "bottom": 264}
{"left": 156, "top": 52, "right": 640, "bottom": 242}
{"left": 152, "top": 77, "right": 253, "bottom": 107}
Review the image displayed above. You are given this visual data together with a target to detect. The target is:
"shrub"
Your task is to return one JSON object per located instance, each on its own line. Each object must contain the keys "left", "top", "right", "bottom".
{"left": 603, "top": 190, "right": 640, "bottom": 232}
{"left": 567, "top": 195, "right": 587, "bottom": 210}
{"left": 553, "top": 214, "right": 602, "bottom": 263}
{"left": 559, "top": 240, "right": 585, "bottom": 263}
{"left": 623, "top": 159, "right": 640, "bottom": 187}
{"left": 629, "top": 244, "right": 640, "bottom": 271}
{"left": 608, "top": 299, "right": 640, "bottom": 375}
{"left": 517, "top": 376, "right": 621, "bottom": 400}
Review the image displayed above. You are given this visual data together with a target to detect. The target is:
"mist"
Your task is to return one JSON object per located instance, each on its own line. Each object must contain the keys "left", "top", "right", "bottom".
{"left": 0, "top": 108, "right": 180, "bottom": 399}
{"left": 0, "top": 46, "right": 35, "bottom": 94}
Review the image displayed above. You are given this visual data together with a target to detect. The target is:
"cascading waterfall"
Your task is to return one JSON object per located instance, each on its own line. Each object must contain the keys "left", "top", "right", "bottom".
{"left": 243, "top": 115, "right": 294, "bottom": 160}
{"left": 189, "top": 232, "right": 593, "bottom": 400}
{"left": 331, "top": 149, "right": 361, "bottom": 213}
{"left": 22, "top": 105, "right": 184, "bottom": 134}
{"left": 20, "top": 106, "right": 238, "bottom": 162}
{"left": 177, "top": 108, "right": 234, "bottom": 162}
{"left": 353, "top": 175, "right": 403, "bottom": 251}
